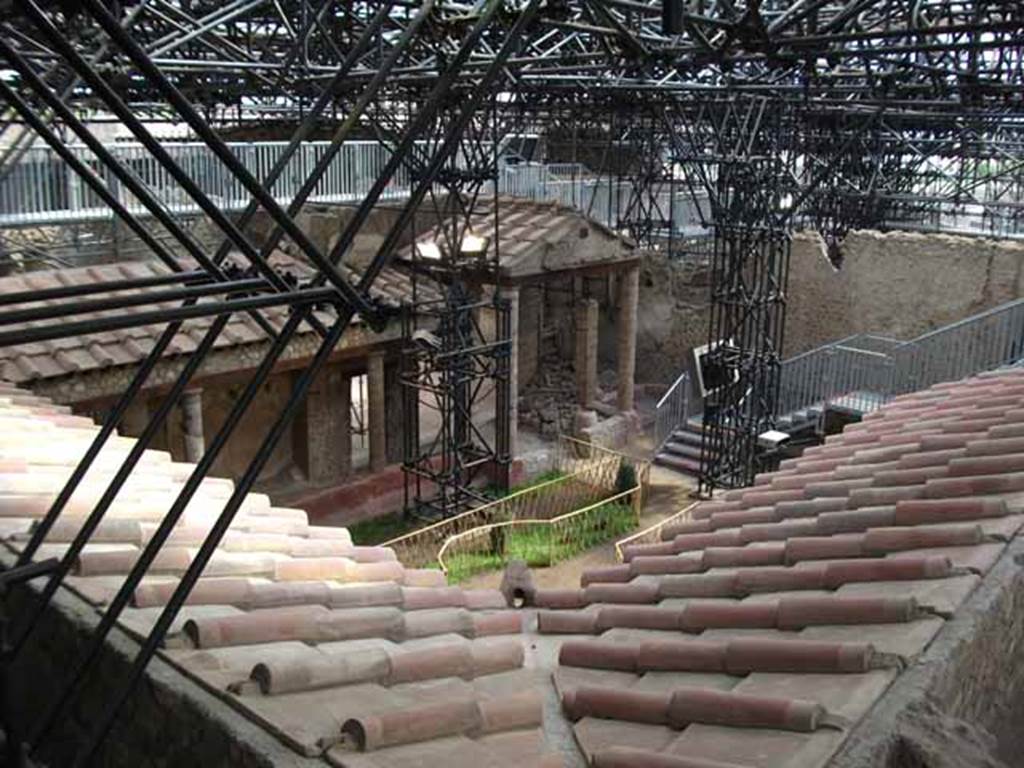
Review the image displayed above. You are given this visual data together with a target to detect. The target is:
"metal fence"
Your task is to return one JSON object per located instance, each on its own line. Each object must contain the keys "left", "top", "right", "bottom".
{"left": 0, "top": 142, "right": 713, "bottom": 237}
{"left": 893, "top": 297, "right": 1024, "bottom": 394}
{"left": 0, "top": 141, "right": 416, "bottom": 226}
{"left": 776, "top": 300, "right": 1024, "bottom": 420}
{"left": 776, "top": 334, "right": 900, "bottom": 421}
{"left": 614, "top": 501, "right": 700, "bottom": 561}
{"left": 438, "top": 484, "right": 643, "bottom": 581}
{"left": 655, "top": 296, "right": 1024, "bottom": 448}
{"left": 384, "top": 436, "right": 650, "bottom": 569}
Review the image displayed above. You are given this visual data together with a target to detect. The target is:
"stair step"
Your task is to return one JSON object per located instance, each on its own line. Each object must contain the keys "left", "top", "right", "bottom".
{"left": 668, "top": 429, "right": 705, "bottom": 448}
{"left": 662, "top": 440, "right": 704, "bottom": 461}
{"left": 655, "top": 453, "right": 702, "bottom": 476}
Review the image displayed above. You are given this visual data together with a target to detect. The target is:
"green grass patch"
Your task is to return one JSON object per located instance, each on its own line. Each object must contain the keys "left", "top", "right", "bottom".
{"left": 444, "top": 499, "right": 637, "bottom": 583}
{"left": 347, "top": 512, "right": 421, "bottom": 546}
{"left": 349, "top": 470, "right": 569, "bottom": 545}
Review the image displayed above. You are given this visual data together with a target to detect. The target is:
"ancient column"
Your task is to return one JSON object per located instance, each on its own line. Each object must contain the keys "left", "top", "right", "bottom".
{"left": 616, "top": 265, "right": 640, "bottom": 412}
{"left": 181, "top": 389, "right": 204, "bottom": 462}
{"left": 368, "top": 351, "right": 387, "bottom": 472}
{"left": 575, "top": 297, "right": 599, "bottom": 408}
{"left": 384, "top": 358, "right": 406, "bottom": 465}
{"left": 505, "top": 286, "right": 520, "bottom": 460}
{"left": 294, "top": 366, "right": 352, "bottom": 483}
{"left": 120, "top": 397, "right": 150, "bottom": 438}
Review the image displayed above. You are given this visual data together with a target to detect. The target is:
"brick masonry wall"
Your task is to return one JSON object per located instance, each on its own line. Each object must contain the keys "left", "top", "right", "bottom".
{"left": 5, "top": 557, "right": 314, "bottom": 768}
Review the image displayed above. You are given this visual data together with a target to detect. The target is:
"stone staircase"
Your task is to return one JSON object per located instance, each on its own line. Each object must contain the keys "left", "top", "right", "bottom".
{"left": 655, "top": 416, "right": 706, "bottom": 477}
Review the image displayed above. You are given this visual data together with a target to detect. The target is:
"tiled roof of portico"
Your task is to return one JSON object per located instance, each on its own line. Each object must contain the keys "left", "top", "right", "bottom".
{"left": 0, "top": 252, "right": 439, "bottom": 385}
{"left": 397, "top": 197, "right": 639, "bottom": 281}
{"left": 3, "top": 365, "right": 1024, "bottom": 766}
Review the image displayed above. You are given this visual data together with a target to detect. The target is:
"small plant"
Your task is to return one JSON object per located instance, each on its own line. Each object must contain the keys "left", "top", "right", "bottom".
{"left": 614, "top": 461, "right": 637, "bottom": 495}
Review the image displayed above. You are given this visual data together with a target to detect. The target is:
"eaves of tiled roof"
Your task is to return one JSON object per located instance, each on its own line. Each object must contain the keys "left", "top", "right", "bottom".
{"left": 0, "top": 253, "right": 438, "bottom": 385}
{"left": 398, "top": 197, "right": 639, "bottom": 281}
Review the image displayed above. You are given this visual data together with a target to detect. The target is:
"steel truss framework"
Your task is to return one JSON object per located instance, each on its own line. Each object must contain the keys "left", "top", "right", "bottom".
{"left": 0, "top": 0, "right": 1022, "bottom": 763}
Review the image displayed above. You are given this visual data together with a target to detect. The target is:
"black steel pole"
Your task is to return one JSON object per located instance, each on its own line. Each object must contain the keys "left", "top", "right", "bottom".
{"left": 0, "top": 270, "right": 209, "bottom": 308}
{"left": 0, "top": 278, "right": 268, "bottom": 327}
{"left": 12, "top": 314, "right": 231, "bottom": 663}
{"left": 31, "top": 305, "right": 313, "bottom": 753}
{"left": 208, "top": 1, "right": 395, "bottom": 266}
{"left": 79, "top": 0, "right": 380, "bottom": 324}
{"left": 0, "top": 288, "right": 335, "bottom": 349}
{"left": 13, "top": 6, "right": 326, "bottom": 335}
{"left": 0, "top": 35, "right": 283, "bottom": 340}
{"left": 0, "top": 78, "right": 185, "bottom": 275}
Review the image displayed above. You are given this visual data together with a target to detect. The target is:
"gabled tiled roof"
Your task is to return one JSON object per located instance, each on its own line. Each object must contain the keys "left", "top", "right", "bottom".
{"left": 398, "top": 197, "right": 638, "bottom": 279}
{"left": 526, "top": 367, "right": 1024, "bottom": 768}
{"left": 0, "top": 380, "right": 555, "bottom": 766}
{"left": 0, "top": 253, "right": 435, "bottom": 384}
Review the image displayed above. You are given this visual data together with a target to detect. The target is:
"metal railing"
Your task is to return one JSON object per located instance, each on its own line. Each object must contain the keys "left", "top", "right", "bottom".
{"left": 893, "top": 297, "right": 1024, "bottom": 394}
{"left": 657, "top": 296, "right": 1024, "bottom": 450}
{"left": 0, "top": 142, "right": 713, "bottom": 237}
{"left": 654, "top": 371, "right": 690, "bottom": 451}
{"left": 438, "top": 483, "right": 644, "bottom": 580}
{"left": 384, "top": 436, "right": 650, "bottom": 569}
{"left": 0, "top": 141, "right": 415, "bottom": 226}
{"left": 776, "top": 334, "right": 901, "bottom": 424}
{"left": 777, "top": 301, "right": 1024, "bottom": 421}
{"left": 614, "top": 501, "right": 700, "bottom": 561}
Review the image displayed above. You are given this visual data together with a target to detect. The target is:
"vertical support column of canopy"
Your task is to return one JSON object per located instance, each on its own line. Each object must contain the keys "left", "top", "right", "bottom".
{"left": 617, "top": 265, "right": 640, "bottom": 412}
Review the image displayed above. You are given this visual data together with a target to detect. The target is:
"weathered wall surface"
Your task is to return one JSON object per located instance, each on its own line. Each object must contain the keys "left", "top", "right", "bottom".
{"left": 828, "top": 537, "right": 1024, "bottom": 768}
{"left": 634, "top": 252, "right": 711, "bottom": 386}
{"left": 632, "top": 231, "right": 1024, "bottom": 389}
{"left": 787, "top": 230, "right": 1024, "bottom": 355}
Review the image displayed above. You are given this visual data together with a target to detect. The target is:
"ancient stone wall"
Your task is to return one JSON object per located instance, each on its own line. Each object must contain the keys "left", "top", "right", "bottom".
{"left": 633, "top": 230, "right": 1024, "bottom": 389}
{"left": 787, "top": 229, "right": 1024, "bottom": 355}
{"left": 634, "top": 251, "right": 712, "bottom": 387}
{"left": 828, "top": 537, "right": 1024, "bottom": 768}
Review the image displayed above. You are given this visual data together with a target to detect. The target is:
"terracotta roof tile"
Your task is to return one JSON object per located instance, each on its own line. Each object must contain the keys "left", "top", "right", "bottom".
{"left": 532, "top": 368, "right": 1024, "bottom": 767}
{"left": 0, "top": 255, "right": 439, "bottom": 384}
{"left": 8, "top": 369, "right": 1024, "bottom": 766}
{"left": 0, "top": 383, "right": 550, "bottom": 763}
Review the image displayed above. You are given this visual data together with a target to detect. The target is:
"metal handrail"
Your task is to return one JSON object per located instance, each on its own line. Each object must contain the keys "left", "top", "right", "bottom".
{"left": 654, "top": 371, "right": 690, "bottom": 452}
{"left": 0, "top": 142, "right": 713, "bottom": 235}
{"left": 614, "top": 501, "right": 699, "bottom": 561}
{"left": 654, "top": 295, "right": 1024, "bottom": 449}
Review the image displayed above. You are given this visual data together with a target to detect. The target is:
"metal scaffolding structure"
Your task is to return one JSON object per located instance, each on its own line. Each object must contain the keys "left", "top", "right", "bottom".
{"left": 0, "top": 0, "right": 1022, "bottom": 761}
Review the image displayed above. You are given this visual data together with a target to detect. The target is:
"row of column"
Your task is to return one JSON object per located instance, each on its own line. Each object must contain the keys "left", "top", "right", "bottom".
{"left": 167, "top": 352, "right": 402, "bottom": 485}
{"left": 150, "top": 264, "right": 639, "bottom": 483}
{"left": 297, "top": 351, "right": 402, "bottom": 484}
{"left": 573, "top": 265, "right": 639, "bottom": 413}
